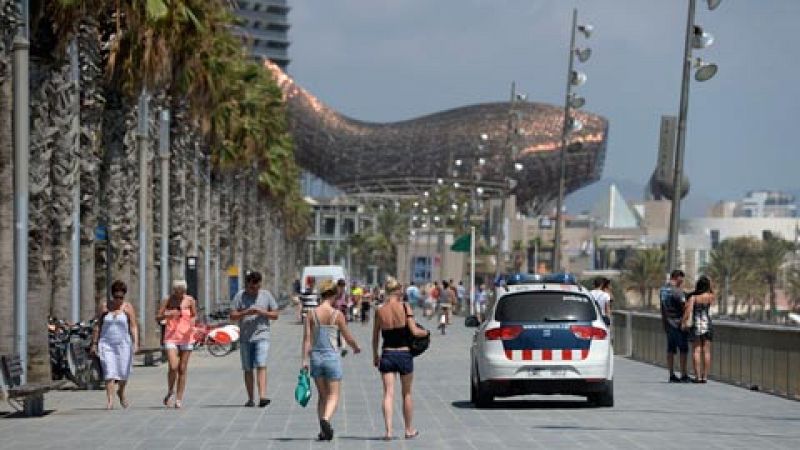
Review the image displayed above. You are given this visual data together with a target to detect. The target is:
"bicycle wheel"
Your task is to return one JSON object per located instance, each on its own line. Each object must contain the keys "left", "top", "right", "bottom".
{"left": 205, "top": 336, "right": 233, "bottom": 357}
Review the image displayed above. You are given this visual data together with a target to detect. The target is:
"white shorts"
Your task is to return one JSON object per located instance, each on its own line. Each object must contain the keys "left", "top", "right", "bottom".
{"left": 164, "top": 342, "right": 194, "bottom": 351}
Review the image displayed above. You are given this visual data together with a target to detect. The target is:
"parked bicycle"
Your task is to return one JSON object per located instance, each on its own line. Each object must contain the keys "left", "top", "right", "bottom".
{"left": 48, "top": 317, "right": 103, "bottom": 389}
{"left": 191, "top": 322, "right": 239, "bottom": 357}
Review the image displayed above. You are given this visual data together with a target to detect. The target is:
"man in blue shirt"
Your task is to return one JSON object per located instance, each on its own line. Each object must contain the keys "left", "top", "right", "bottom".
{"left": 405, "top": 282, "right": 421, "bottom": 308}
{"left": 231, "top": 271, "right": 280, "bottom": 406}
{"left": 660, "top": 269, "right": 690, "bottom": 383}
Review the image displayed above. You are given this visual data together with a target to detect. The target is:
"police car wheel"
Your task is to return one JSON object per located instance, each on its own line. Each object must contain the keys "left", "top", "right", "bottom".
{"left": 588, "top": 380, "right": 614, "bottom": 407}
{"left": 472, "top": 367, "right": 493, "bottom": 408}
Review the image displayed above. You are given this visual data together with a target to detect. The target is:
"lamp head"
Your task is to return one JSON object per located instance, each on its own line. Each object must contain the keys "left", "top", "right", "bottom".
{"left": 707, "top": 0, "right": 721, "bottom": 10}
{"left": 575, "top": 47, "right": 592, "bottom": 63}
{"left": 692, "top": 26, "right": 714, "bottom": 49}
{"left": 571, "top": 70, "right": 587, "bottom": 87}
{"left": 568, "top": 94, "right": 586, "bottom": 109}
{"left": 568, "top": 117, "right": 584, "bottom": 132}
{"left": 694, "top": 59, "right": 718, "bottom": 82}
{"left": 578, "top": 24, "right": 593, "bottom": 39}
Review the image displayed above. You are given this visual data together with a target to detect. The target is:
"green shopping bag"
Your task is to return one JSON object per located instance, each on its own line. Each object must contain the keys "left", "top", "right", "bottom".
{"left": 294, "top": 368, "right": 312, "bottom": 407}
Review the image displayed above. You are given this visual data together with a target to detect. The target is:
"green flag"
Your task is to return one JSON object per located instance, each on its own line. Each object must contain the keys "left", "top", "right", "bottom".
{"left": 450, "top": 233, "right": 471, "bottom": 252}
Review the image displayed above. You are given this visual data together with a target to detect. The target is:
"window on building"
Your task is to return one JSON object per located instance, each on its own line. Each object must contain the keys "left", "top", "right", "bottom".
{"left": 253, "top": 3, "right": 261, "bottom": 12}
{"left": 412, "top": 256, "right": 431, "bottom": 284}
{"left": 360, "top": 219, "right": 373, "bottom": 232}
{"left": 253, "top": 21, "right": 261, "bottom": 30}
{"left": 710, "top": 229, "right": 720, "bottom": 249}
{"left": 322, "top": 217, "right": 336, "bottom": 236}
{"left": 341, "top": 218, "right": 355, "bottom": 237}
{"left": 237, "top": 1, "right": 248, "bottom": 9}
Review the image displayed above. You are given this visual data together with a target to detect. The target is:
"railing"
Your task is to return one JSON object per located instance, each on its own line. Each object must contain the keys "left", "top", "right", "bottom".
{"left": 612, "top": 310, "right": 800, "bottom": 400}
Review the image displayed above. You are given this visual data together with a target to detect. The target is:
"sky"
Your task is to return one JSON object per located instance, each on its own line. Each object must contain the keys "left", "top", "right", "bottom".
{"left": 286, "top": 0, "right": 800, "bottom": 214}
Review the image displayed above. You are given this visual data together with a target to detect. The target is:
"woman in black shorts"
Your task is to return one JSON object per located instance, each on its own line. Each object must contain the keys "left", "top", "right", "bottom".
{"left": 372, "top": 277, "right": 429, "bottom": 440}
{"left": 683, "top": 275, "right": 715, "bottom": 383}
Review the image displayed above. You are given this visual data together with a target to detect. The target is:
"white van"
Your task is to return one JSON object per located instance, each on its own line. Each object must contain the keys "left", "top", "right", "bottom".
{"left": 299, "top": 265, "right": 348, "bottom": 309}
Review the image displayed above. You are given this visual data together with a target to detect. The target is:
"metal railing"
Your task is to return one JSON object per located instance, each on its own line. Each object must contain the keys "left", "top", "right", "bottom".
{"left": 612, "top": 310, "right": 800, "bottom": 400}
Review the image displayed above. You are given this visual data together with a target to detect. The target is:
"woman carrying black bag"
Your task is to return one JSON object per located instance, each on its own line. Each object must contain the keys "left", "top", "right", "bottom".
{"left": 372, "top": 276, "right": 430, "bottom": 441}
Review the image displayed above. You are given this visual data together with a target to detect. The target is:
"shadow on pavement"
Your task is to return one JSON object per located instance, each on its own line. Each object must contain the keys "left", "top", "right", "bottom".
{"left": 451, "top": 399, "right": 591, "bottom": 410}
{"left": 1, "top": 409, "right": 55, "bottom": 418}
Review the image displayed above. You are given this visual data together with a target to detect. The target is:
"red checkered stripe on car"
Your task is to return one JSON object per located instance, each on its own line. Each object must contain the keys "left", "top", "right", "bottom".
{"left": 504, "top": 348, "right": 589, "bottom": 361}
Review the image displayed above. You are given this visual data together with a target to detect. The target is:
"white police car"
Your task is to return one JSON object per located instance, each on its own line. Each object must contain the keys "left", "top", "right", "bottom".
{"left": 470, "top": 273, "right": 614, "bottom": 407}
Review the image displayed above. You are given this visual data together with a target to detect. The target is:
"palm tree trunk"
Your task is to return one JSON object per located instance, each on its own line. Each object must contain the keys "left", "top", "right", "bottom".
{"left": 169, "top": 103, "right": 190, "bottom": 280}
{"left": 26, "top": 60, "right": 57, "bottom": 382}
{"left": 78, "top": 19, "right": 104, "bottom": 319}
{"left": 768, "top": 280, "right": 777, "bottom": 322}
{"left": 49, "top": 58, "right": 80, "bottom": 322}
{"left": 0, "top": 1, "right": 16, "bottom": 354}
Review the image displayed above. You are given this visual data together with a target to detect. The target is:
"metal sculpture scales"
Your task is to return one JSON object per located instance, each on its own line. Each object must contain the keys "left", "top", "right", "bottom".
{"left": 265, "top": 61, "right": 609, "bottom": 214}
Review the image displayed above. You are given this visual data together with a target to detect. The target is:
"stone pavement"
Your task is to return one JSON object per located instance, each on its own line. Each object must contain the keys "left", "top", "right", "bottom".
{"left": 2, "top": 308, "right": 799, "bottom": 449}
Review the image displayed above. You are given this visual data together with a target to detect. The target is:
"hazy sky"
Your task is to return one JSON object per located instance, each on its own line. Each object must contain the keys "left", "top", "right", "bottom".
{"left": 286, "top": 0, "right": 800, "bottom": 209}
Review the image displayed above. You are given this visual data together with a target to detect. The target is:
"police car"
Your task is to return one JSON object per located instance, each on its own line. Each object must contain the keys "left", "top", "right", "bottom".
{"left": 470, "top": 273, "right": 614, "bottom": 407}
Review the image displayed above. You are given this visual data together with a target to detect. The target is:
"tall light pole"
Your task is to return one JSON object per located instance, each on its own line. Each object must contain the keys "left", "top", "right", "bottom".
{"left": 137, "top": 89, "right": 150, "bottom": 341}
{"left": 13, "top": 0, "right": 30, "bottom": 382}
{"left": 69, "top": 38, "right": 81, "bottom": 323}
{"left": 158, "top": 109, "right": 170, "bottom": 302}
{"left": 495, "top": 82, "right": 517, "bottom": 278}
{"left": 554, "top": 8, "right": 592, "bottom": 271}
{"left": 666, "top": 0, "right": 720, "bottom": 271}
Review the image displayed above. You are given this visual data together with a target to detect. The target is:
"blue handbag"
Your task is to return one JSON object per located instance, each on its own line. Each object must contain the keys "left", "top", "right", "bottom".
{"left": 294, "top": 368, "right": 312, "bottom": 407}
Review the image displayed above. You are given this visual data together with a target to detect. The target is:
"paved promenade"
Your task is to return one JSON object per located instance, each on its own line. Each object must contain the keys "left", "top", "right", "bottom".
{"left": 2, "top": 309, "right": 798, "bottom": 449}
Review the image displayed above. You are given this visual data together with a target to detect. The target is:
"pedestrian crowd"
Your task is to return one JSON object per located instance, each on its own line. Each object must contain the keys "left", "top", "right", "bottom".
{"left": 88, "top": 271, "right": 432, "bottom": 442}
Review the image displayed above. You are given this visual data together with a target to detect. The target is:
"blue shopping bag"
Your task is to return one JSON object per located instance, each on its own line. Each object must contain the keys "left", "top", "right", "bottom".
{"left": 294, "top": 368, "right": 312, "bottom": 407}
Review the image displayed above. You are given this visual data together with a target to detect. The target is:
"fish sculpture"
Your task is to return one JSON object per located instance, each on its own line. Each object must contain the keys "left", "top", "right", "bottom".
{"left": 265, "top": 61, "right": 608, "bottom": 213}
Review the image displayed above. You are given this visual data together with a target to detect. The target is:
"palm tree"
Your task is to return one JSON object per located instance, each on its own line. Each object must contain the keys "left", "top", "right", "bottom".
{"left": 704, "top": 238, "right": 747, "bottom": 316}
{"left": 759, "top": 235, "right": 793, "bottom": 321}
{"left": 622, "top": 248, "right": 665, "bottom": 309}
{"left": 786, "top": 267, "right": 800, "bottom": 312}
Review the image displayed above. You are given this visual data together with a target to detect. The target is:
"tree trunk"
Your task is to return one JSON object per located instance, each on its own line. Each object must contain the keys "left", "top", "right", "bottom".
{"left": 168, "top": 103, "right": 190, "bottom": 280}
{"left": 78, "top": 19, "right": 104, "bottom": 319}
{"left": 48, "top": 59, "right": 80, "bottom": 321}
{"left": 26, "top": 61, "right": 56, "bottom": 382}
{"left": 768, "top": 280, "right": 777, "bottom": 322}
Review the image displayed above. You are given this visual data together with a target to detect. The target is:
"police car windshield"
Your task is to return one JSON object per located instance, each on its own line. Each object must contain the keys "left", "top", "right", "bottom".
{"left": 495, "top": 292, "right": 597, "bottom": 322}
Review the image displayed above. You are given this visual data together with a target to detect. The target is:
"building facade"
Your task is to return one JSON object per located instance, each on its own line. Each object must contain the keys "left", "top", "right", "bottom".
{"left": 232, "top": 0, "right": 291, "bottom": 68}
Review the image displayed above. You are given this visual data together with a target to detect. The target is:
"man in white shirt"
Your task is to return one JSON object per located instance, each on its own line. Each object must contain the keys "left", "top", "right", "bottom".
{"left": 589, "top": 277, "right": 612, "bottom": 317}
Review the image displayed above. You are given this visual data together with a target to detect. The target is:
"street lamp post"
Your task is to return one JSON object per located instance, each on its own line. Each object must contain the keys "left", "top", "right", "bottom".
{"left": 494, "top": 82, "right": 518, "bottom": 278}
{"left": 554, "top": 8, "right": 592, "bottom": 271}
{"left": 137, "top": 90, "right": 149, "bottom": 341}
{"left": 666, "top": 0, "right": 721, "bottom": 271}
{"left": 13, "top": 0, "right": 31, "bottom": 382}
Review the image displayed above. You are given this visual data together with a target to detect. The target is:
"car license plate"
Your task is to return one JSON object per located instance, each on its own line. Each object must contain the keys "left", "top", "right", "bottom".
{"left": 526, "top": 368, "right": 566, "bottom": 377}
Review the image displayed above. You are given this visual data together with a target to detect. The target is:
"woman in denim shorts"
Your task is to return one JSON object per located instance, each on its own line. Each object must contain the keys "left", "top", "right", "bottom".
{"left": 372, "top": 277, "right": 430, "bottom": 441}
{"left": 302, "top": 280, "right": 361, "bottom": 441}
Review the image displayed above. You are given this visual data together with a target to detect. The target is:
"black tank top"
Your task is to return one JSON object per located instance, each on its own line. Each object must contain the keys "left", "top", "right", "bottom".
{"left": 381, "top": 302, "right": 413, "bottom": 348}
{"left": 382, "top": 327, "right": 411, "bottom": 349}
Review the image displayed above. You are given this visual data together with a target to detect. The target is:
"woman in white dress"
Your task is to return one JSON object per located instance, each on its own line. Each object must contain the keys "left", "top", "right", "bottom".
{"left": 90, "top": 280, "right": 139, "bottom": 409}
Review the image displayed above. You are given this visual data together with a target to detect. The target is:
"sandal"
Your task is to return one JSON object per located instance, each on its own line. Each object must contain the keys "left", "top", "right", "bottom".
{"left": 405, "top": 430, "right": 420, "bottom": 440}
{"left": 163, "top": 392, "right": 173, "bottom": 407}
{"left": 174, "top": 400, "right": 183, "bottom": 409}
{"left": 118, "top": 393, "right": 129, "bottom": 409}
